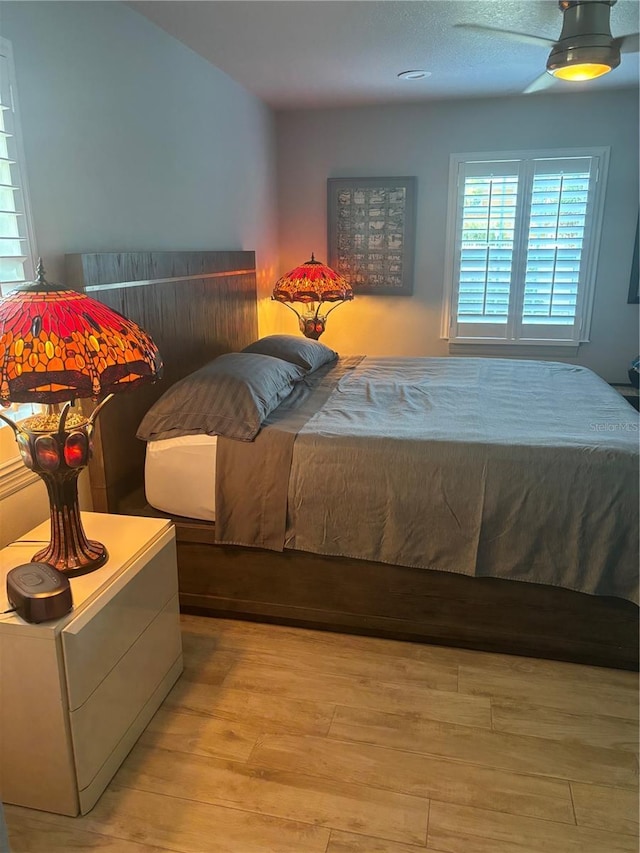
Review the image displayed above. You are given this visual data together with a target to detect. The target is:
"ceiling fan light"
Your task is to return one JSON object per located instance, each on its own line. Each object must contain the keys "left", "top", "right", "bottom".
{"left": 551, "top": 61, "right": 613, "bottom": 80}
{"left": 546, "top": 41, "right": 620, "bottom": 81}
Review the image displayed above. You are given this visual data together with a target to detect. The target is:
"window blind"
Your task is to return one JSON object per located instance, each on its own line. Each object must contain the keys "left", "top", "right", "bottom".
{"left": 522, "top": 159, "right": 592, "bottom": 326}
{"left": 457, "top": 166, "right": 518, "bottom": 325}
{"left": 0, "top": 41, "right": 39, "bottom": 427}
{"left": 0, "top": 42, "right": 34, "bottom": 296}
{"left": 448, "top": 150, "right": 606, "bottom": 345}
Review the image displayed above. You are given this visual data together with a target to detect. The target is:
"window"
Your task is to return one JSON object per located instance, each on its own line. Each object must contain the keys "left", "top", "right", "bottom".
{"left": 0, "top": 37, "right": 36, "bottom": 296}
{"left": 0, "top": 39, "right": 40, "bottom": 464}
{"left": 442, "top": 148, "right": 609, "bottom": 347}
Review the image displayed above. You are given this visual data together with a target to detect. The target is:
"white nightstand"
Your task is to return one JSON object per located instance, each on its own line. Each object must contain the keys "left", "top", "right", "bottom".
{"left": 0, "top": 512, "right": 183, "bottom": 816}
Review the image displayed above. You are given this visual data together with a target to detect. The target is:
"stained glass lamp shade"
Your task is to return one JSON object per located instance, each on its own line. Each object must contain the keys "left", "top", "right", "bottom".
{"left": 0, "top": 260, "right": 162, "bottom": 576}
{"left": 272, "top": 254, "right": 353, "bottom": 339}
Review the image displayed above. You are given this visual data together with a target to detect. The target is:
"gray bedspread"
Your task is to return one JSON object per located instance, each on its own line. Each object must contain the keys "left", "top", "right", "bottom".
{"left": 216, "top": 357, "right": 639, "bottom": 604}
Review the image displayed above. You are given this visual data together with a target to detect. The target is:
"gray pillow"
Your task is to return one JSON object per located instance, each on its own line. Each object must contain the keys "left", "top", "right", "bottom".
{"left": 242, "top": 335, "right": 338, "bottom": 373}
{"left": 137, "top": 352, "right": 305, "bottom": 442}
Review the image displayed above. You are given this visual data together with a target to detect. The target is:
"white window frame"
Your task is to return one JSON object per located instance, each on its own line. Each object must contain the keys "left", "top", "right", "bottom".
{"left": 441, "top": 147, "right": 609, "bottom": 349}
{"left": 0, "top": 36, "right": 37, "bottom": 296}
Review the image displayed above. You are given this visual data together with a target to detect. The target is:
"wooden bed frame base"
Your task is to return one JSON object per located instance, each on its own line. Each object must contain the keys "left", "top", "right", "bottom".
{"left": 120, "top": 495, "right": 639, "bottom": 671}
{"left": 72, "top": 251, "right": 639, "bottom": 673}
{"left": 179, "top": 530, "right": 639, "bottom": 671}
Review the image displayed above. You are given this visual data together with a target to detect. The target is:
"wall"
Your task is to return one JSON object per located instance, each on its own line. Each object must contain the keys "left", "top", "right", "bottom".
{"left": 0, "top": 1, "right": 279, "bottom": 303}
{"left": 0, "top": 0, "right": 279, "bottom": 536}
{"left": 275, "top": 89, "right": 639, "bottom": 382}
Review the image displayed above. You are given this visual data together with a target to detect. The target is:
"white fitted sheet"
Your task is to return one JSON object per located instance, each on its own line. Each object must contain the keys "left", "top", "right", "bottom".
{"left": 145, "top": 434, "right": 218, "bottom": 522}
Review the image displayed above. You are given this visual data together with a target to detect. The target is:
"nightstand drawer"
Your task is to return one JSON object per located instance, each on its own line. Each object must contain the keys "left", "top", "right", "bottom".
{"left": 63, "top": 530, "right": 177, "bottom": 711}
{"left": 70, "top": 592, "right": 182, "bottom": 792}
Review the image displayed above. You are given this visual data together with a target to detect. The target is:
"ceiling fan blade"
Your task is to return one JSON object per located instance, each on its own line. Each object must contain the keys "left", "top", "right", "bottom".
{"left": 613, "top": 33, "right": 640, "bottom": 54}
{"left": 523, "top": 71, "right": 556, "bottom": 95}
{"left": 455, "top": 23, "right": 556, "bottom": 49}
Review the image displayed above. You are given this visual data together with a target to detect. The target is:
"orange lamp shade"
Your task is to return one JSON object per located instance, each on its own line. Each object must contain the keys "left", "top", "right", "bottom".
{"left": 0, "top": 277, "right": 162, "bottom": 406}
{"left": 272, "top": 254, "right": 353, "bottom": 305}
{"left": 0, "top": 260, "right": 162, "bottom": 577}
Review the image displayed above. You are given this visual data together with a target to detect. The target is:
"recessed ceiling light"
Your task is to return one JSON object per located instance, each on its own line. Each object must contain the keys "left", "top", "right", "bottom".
{"left": 397, "top": 70, "right": 431, "bottom": 81}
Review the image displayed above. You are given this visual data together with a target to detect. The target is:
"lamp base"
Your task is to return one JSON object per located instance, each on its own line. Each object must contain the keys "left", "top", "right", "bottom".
{"left": 0, "top": 404, "right": 109, "bottom": 577}
{"left": 34, "top": 471, "right": 108, "bottom": 575}
{"left": 299, "top": 315, "right": 326, "bottom": 339}
{"left": 35, "top": 464, "right": 108, "bottom": 577}
{"left": 34, "top": 539, "right": 108, "bottom": 578}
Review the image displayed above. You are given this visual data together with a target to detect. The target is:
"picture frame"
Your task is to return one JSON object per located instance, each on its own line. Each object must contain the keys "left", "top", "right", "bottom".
{"left": 628, "top": 215, "right": 639, "bottom": 304}
{"left": 327, "top": 176, "right": 417, "bottom": 296}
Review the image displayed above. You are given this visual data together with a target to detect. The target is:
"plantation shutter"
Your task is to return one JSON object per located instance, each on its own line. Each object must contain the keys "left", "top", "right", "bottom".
{"left": 453, "top": 160, "right": 521, "bottom": 340}
{"left": 449, "top": 151, "right": 605, "bottom": 345}
{"left": 517, "top": 156, "right": 598, "bottom": 341}
{"left": 0, "top": 41, "right": 35, "bottom": 296}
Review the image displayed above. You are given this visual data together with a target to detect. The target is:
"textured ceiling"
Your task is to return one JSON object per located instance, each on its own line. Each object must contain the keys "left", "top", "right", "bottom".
{"left": 132, "top": 0, "right": 640, "bottom": 109}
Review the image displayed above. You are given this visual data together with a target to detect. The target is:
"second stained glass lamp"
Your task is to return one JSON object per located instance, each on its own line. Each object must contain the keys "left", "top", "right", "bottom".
{"left": 0, "top": 260, "right": 162, "bottom": 576}
{"left": 272, "top": 254, "right": 353, "bottom": 339}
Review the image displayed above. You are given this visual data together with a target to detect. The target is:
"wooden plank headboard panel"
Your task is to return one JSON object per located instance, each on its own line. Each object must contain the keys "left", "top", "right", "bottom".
{"left": 65, "top": 251, "right": 258, "bottom": 512}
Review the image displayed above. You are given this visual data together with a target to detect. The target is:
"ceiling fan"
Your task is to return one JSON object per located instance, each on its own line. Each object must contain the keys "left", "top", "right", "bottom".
{"left": 457, "top": 0, "right": 639, "bottom": 94}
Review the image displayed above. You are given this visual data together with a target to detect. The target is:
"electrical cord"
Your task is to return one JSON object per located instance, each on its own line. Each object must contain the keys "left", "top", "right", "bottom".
{"left": 0, "top": 607, "right": 17, "bottom": 621}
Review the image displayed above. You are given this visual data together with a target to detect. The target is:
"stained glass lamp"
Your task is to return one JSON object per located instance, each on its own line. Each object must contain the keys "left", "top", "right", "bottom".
{"left": 272, "top": 254, "right": 353, "bottom": 339}
{"left": 0, "top": 260, "right": 162, "bottom": 576}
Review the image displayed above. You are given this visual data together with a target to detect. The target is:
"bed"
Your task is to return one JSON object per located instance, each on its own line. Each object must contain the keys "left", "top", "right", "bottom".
{"left": 66, "top": 250, "right": 640, "bottom": 670}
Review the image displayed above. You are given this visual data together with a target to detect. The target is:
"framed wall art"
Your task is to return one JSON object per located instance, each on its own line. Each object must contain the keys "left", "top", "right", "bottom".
{"left": 327, "top": 177, "right": 417, "bottom": 296}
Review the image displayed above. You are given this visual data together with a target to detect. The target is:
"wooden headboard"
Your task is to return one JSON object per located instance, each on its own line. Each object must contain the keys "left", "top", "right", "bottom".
{"left": 65, "top": 251, "right": 258, "bottom": 513}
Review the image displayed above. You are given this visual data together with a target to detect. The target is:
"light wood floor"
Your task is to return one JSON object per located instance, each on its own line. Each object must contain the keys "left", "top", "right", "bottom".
{"left": 5, "top": 615, "right": 639, "bottom": 853}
